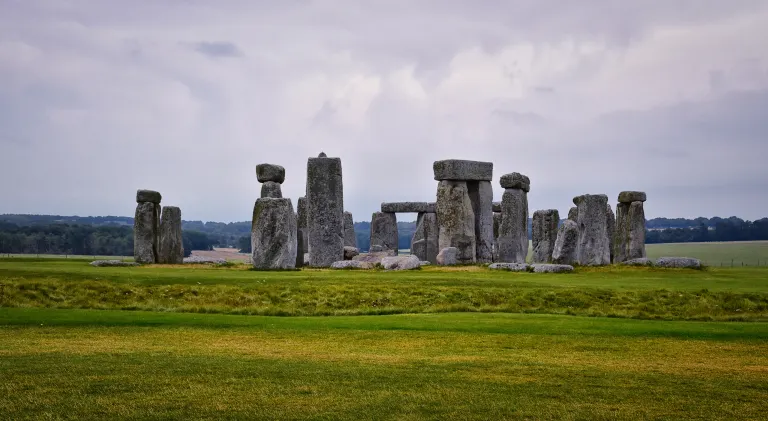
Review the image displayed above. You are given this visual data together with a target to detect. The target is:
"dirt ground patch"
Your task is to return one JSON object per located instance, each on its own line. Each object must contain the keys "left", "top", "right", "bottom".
{"left": 191, "top": 248, "right": 251, "bottom": 262}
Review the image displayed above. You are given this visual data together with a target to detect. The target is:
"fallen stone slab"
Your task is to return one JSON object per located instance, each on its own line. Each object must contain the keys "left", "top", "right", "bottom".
{"left": 90, "top": 260, "right": 140, "bottom": 267}
{"left": 381, "top": 255, "right": 421, "bottom": 270}
{"left": 343, "top": 246, "right": 360, "bottom": 260}
{"left": 488, "top": 263, "right": 530, "bottom": 272}
{"left": 436, "top": 247, "right": 458, "bottom": 265}
{"left": 655, "top": 257, "right": 702, "bottom": 269}
{"left": 433, "top": 159, "right": 493, "bottom": 181}
{"left": 331, "top": 260, "right": 374, "bottom": 270}
{"left": 352, "top": 250, "right": 396, "bottom": 264}
{"left": 256, "top": 163, "right": 286, "bottom": 183}
{"left": 419, "top": 261, "right": 431, "bottom": 266}
{"left": 623, "top": 258, "right": 653, "bottom": 266}
{"left": 381, "top": 202, "right": 436, "bottom": 213}
{"left": 499, "top": 172, "right": 530, "bottom": 192}
{"left": 531, "top": 264, "right": 574, "bottom": 273}
{"left": 136, "top": 189, "right": 162, "bottom": 204}
{"left": 618, "top": 191, "right": 647, "bottom": 203}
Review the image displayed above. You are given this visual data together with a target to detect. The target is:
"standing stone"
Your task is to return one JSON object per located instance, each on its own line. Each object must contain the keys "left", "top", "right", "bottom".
{"left": 468, "top": 180, "right": 494, "bottom": 263}
{"left": 606, "top": 204, "right": 616, "bottom": 263}
{"left": 134, "top": 201, "right": 159, "bottom": 264}
{"left": 574, "top": 194, "right": 611, "bottom": 266}
{"left": 614, "top": 192, "right": 647, "bottom": 263}
{"left": 532, "top": 209, "right": 559, "bottom": 263}
{"left": 552, "top": 220, "right": 579, "bottom": 265}
{"left": 343, "top": 211, "right": 357, "bottom": 248}
{"left": 306, "top": 156, "right": 344, "bottom": 267}
{"left": 370, "top": 212, "right": 398, "bottom": 253}
{"left": 628, "top": 201, "right": 646, "bottom": 260}
{"left": 568, "top": 207, "right": 578, "bottom": 222}
{"left": 251, "top": 198, "right": 297, "bottom": 269}
{"left": 296, "top": 196, "right": 308, "bottom": 268}
{"left": 411, "top": 212, "right": 438, "bottom": 263}
{"left": 497, "top": 174, "right": 529, "bottom": 263}
{"left": 492, "top": 212, "right": 502, "bottom": 262}
{"left": 436, "top": 247, "right": 458, "bottom": 265}
{"left": 261, "top": 181, "right": 282, "bottom": 198}
{"left": 435, "top": 180, "right": 476, "bottom": 263}
{"left": 158, "top": 206, "right": 183, "bottom": 264}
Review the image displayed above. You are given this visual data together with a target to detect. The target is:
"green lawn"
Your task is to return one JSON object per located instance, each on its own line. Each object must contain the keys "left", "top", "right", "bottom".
{"left": 646, "top": 241, "right": 768, "bottom": 266}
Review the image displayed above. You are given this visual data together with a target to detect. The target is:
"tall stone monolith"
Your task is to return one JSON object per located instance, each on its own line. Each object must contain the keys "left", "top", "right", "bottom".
{"left": 296, "top": 196, "right": 308, "bottom": 267}
{"left": 497, "top": 173, "right": 529, "bottom": 263}
{"left": 306, "top": 154, "right": 344, "bottom": 267}
{"left": 606, "top": 203, "right": 616, "bottom": 263}
{"left": 492, "top": 212, "right": 502, "bottom": 262}
{"left": 574, "top": 194, "right": 611, "bottom": 266}
{"left": 532, "top": 209, "right": 559, "bottom": 263}
{"left": 370, "top": 212, "right": 398, "bottom": 253}
{"left": 469, "top": 180, "right": 494, "bottom": 263}
{"left": 343, "top": 211, "right": 357, "bottom": 248}
{"left": 614, "top": 191, "right": 647, "bottom": 263}
{"left": 435, "top": 180, "right": 476, "bottom": 263}
{"left": 134, "top": 189, "right": 161, "bottom": 264}
{"left": 251, "top": 198, "right": 297, "bottom": 269}
{"left": 552, "top": 220, "right": 579, "bottom": 265}
{"left": 158, "top": 206, "right": 183, "bottom": 264}
{"left": 411, "top": 212, "right": 438, "bottom": 263}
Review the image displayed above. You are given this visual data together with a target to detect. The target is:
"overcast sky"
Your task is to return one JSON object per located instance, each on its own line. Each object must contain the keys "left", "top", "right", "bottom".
{"left": 1, "top": 0, "right": 767, "bottom": 222}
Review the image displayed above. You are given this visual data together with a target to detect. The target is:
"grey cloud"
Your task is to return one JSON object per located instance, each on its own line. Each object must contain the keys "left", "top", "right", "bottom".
{"left": 191, "top": 41, "right": 242, "bottom": 58}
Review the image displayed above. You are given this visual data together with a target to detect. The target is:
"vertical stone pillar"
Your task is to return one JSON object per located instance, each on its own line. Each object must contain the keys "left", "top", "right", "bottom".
{"left": 158, "top": 206, "right": 183, "bottom": 264}
{"left": 468, "top": 180, "right": 494, "bottom": 263}
{"left": 492, "top": 212, "right": 502, "bottom": 262}
{"left": 614, "top": 191, "right": 647, "bottom": 263}
{"left": 606, "top": 203, "right": 616, "bottom": 263}
{"left": 552, "top": 220, "right": 579, "bottom": 265}
{"left": 256, "top": 164, "right": 285, "bottom": 198}
{"left": 306, "top": 153, "right": 344, "bottom": 267}
{"left": 370, "top": 212, "right": 398, "bottom": 253}
{"left": 251, "top": 198, "right": 297, "bottom": 269}
{"left": 343, "top": 211, "right": 357, "bottom": 248}
{"left": 497, "top": 173, "right": 529, "bottom": 263}
{"left": 411, "top": 212, "right": 438, "bottom": 263}
{"left": 296, "top": 196, "right": 308, "bottom": 267}
{"left": 532, "top": 209, "right": 559, "bottom": 263}
{"left": 134, "top": 189, "right": 161, "bottom": 264}
{"left": 568, "top": 207, "right": 578, "bottom": 222}
{"left": 574, "top": 194, "right": 611, "bottom": 266}
{"left": 436, "top": 180, "right": 476, "bottom": 263}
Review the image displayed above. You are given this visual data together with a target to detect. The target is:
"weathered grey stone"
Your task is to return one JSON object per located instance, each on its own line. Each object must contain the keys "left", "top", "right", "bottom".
{"left": 296, "top": 228, "right": 306, "bottom": 268}
{"left": 433, "top": 159, "right": 493, "bottom": 181}
{"left": 436, "top": 247, "right": 458, "bottom": 265}
{"left": 352, "top": 250, "right": 396, "bottom": 264}
{"left": 575, "top": 194, "right": 611, "bottom": 266}
{"left": 303, "top": 253, "right": 309, "bottom": 266}
{"left": 307, "top": 156, "right": 344, "bottom": 267}
{"left": 531, "top": 264, "right": 574, "bottom": 273}
{"left": 623, "top": 258, "right": 653, "bottom": 266}
{"left": 618, "top": 191, "right": 647, "bottom": 203}
{"left": 260, "top": 181, "right": 282, "bottom": 198}
{"left": 552, "top": 220, "right": 579, "bottom": 265}
{"left": 499, "top": 173, "right": 530, "bottom": 192}
{"left": 488, "top": 263, "right": 529, "bottom": 272}
{"left": 370, "top": 212, "right": 398, "bottom": 253}
{"left": 255, "top": 164, "right": 286, "bottom": 183}
{"left": 331, "top": 260, "right": 374, "bottom": 270}
{"left": 317, "top": 152, "right": 327, "bottom": 157}
{"left": 251, "top": 198, "right": 297, "bottom": 269}
{"left": 411, "top": 212, "right": 438, "bottom": 263}
{"left": 469, "top": 180, "right": 494, "bottom": 263}
{"left": 497, "top": 188, "right": 528, "bottom": 263}
{"left": 343, "top": 211, "right": 357, "bottom": 248}
{"left": 492, "top": 212, "right": 502, "bottom": 262}
{"left": 369, "top": 245, "right": 384, "bottom": 252}
{"left": 655, "top": 257, "right": 702, "bottom": 269}
{"left": 381, "top": 255, "right": 421, "bottom": 271}
{"left": 381, "top": 202, "right": 436, "bottom": 213}
{"left": 436, "top": 180, "right": 476, "bottom": 263}
{"left": 134, "top": 201, "right": 159, "bottom": 264}
{"left": 606, "top": 204, "right": 616, "bottom": 263}
{"left": 297, "top": 197, "right": 308, "bottom": 229}
{"left": 492, "top": 202, "right": 502, "bottom": 213}
{"left": 419, "top": 261, "right": 431, "bottom": 266}
{"left": 183, "top": 256, "right": 227, "bottom": 264}
{"left": 90, "top": 260, "right": 140, "bottom": 267}
{"left": 614, "top": 201, "right": 646, "bottom": 263}
{"left": 136, "top": 189, "right": 162, "bottom": 204}
{"left": 532, "top": 209, "right": 559, "bottom": 263}
{"left": 343, "top": 246, "right": 360, "bottom": 260}
{"left": 158, "top": 206, "right": 184, "bottom": 264}
{"left": 568, "top": 207, "right": 578, "bottom": 222}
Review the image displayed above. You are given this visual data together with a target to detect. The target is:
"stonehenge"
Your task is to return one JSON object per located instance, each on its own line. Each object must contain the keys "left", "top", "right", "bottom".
{"left": 574, "top": 194, "right": 611, "bottom": 266}
{"left": 552, "top": 220, "right": 579, "bottom": 265}
{"left": 614, "top": 191, "right": 647, "bottom": 263}
{"left": 134, "top": 189, "right": 162, "bottom": 264}
{"left": 379, "top": 202, "right": 439, "bottom": 263}
{"left": 158, "top": 206, "right": 184, "bottom": 264}
{"left": 532, "top": 209, "right": 559, "bottom": 263}
{"left": 497, "top": 172, "right": 529, "bottom": 263}
{"left": 343, "top": 211, "right": 357, "bottom": 248}
{"left": 370, "top": 211, "right": 398, "bottom": 253}
{"left": 306, "top": 153, "right": 344, "bottom": 267}
{"left": 251, "top": 198, "right": 297, "bottom": 269}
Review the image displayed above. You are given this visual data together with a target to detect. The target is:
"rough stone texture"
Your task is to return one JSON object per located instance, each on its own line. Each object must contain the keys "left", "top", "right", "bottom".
{"left": 255, "top": 164, "right": 286, "bottom": 183}
{"left": 623, "top": 258, "right": 653, "bottom": 266}
{"left": 381, "top": 255, "right": 421, "bottom": 271}
{"left": 297, "top": 197, "right": 308, "bottom": 229}
{"left": 331, "top": 260, "right": 374, "bottom": 270}
{"left": 532, "top": 264, "right": 574, "bottom": 273}
{"left": 618, "top": 191, "right": 647, "bottom": 203}
{"left": 134, "top": 201, "right": 159, "bottom": 264}
{"left": 369, "top": 245, "right": 384, "bottom": 252}
{"left": 303, "top": 253, "right": 309, "bottom": 266}
{"left": 317, "top": 152, "right": 327, "bottom": 157}
{"left": 352, "top": 250, "right": 396, "bottom": 264}
{"left": 575, "top": 194, "right": 611, "bottom": 266}
{"left": 411, "top": 212, "right": 438, "bottom": 263}
{"left": 469, "top": 180, "right": 494, "bottom": 263}
{"left": 343, "top": 246, "right": 360, "bottom": 260}
{"left": 492, "top": 202, "right": 502, "bottom": 213}
{"left": 343, "top": 211, "right": 357, "bottom": 248}
{"left": 433, "top": 159, "right": 493, "bottom": 181}
{"left": 532, "top": 209, "right": 559, "bottom": 263}
{"left": 436, "top": 180, "right": 476, "bottom": 263}
{"left": 492, "top": 212, "right": 502, "bottom": 262}
{"left": 488, "top": 263, "right": 529, "bottom": 272}
{"left": 307, "top": 156, "right": 344, "bottom": 267}
{"left": 251, "top": 198, "right": 297, "bottom": 269}
{"left": 260, "top": 181, "right": 283, "bottom": 198}
{"left": 381, "top": 202, "right": 436, "bottom": 213}
{"left": 370, "top": 212, "right": 398, "bottom": 253}
{"left": 436, "top": 247, "right": 458, "bottom": 265}
{"left": 552, "top": 220, "right": 579, "bottom": 265}
{"left": 158, "top": 206, "right": 184, "bottom": 264}
{"left": 614, "top": 201, "right": 647, "bottom": 263}
{"left": 296, "top": 196, "right": 308, "bottom": 267}
{"left": 606, "top": 204, "right": 616, "bottom": 263}
{"left": 499, "top": 173, "right": 531, "bottom": 192}
{"left": 136, "top": 189, "right": 162, "bottom": 204}
{"left": 568, "top": 207, "right": 578, "bottom": 222}
{"left": 655, "top": 257, "right": 702, "bottom": 269}
{"left": 90, "top": 260, "right": 139, "bottom": 267}
{"left": 497, "top": 188, "right": 528, "bottom": 263}
{"left": 183, "top": 256, "right": 227, "bottom": 264}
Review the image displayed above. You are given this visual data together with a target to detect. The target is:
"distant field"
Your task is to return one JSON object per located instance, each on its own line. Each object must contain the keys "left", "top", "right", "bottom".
{"left": 646, "top": 241, "right": 768, "bottom": 266}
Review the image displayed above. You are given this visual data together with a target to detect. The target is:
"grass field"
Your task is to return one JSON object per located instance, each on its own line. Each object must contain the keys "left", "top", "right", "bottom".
{"left": 2, "top": 255, "right": 768, "bottom": 419}
{"left": 646, "top": 241, "right": 768, "bottom": 266}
